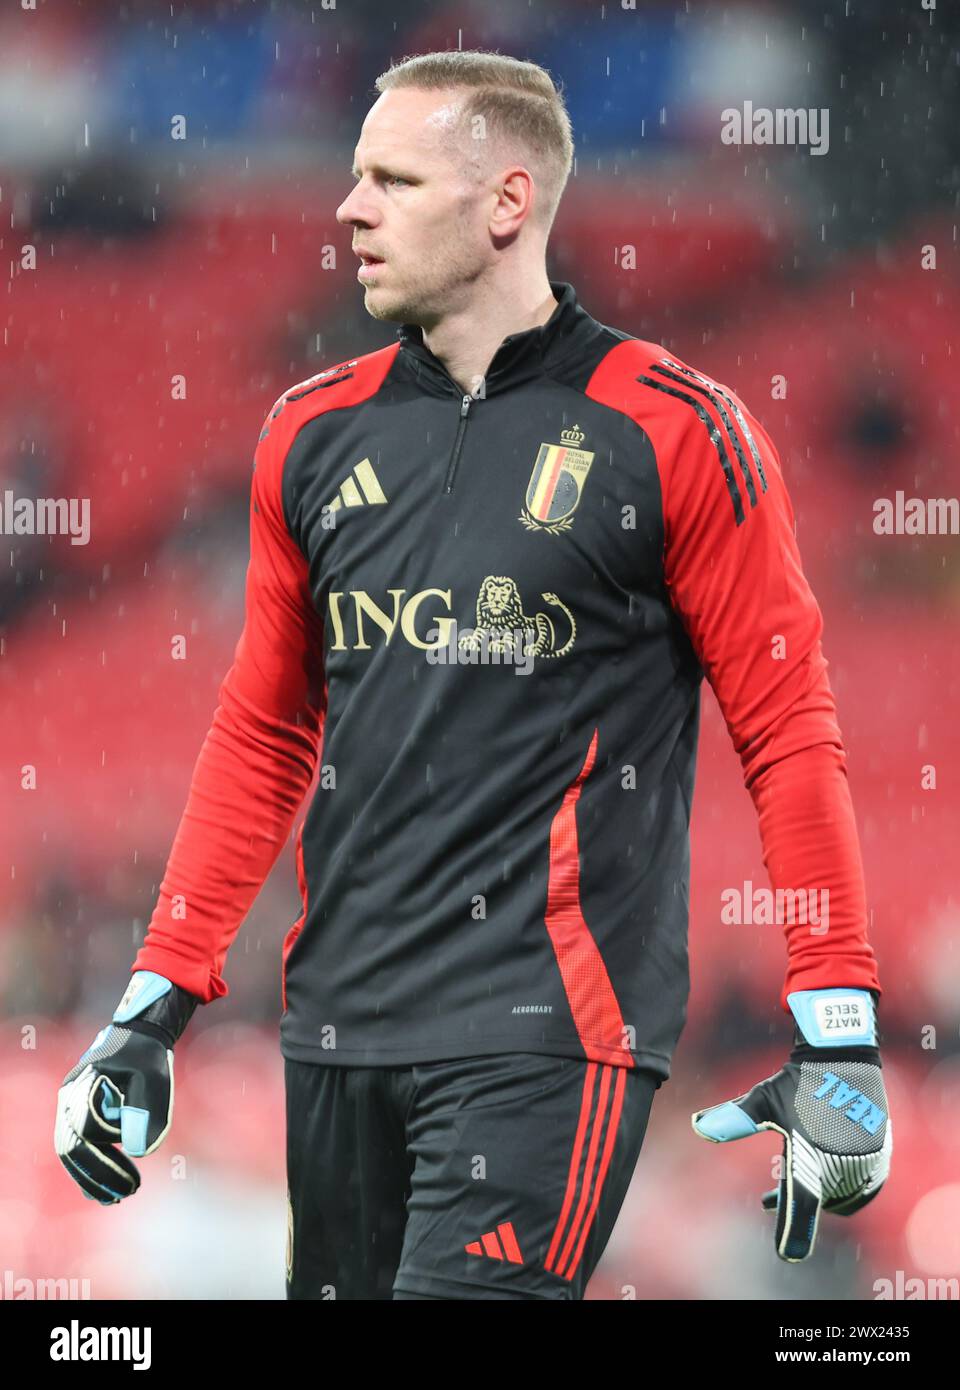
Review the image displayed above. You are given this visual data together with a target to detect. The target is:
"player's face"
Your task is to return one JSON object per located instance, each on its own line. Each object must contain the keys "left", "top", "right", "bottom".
{"left": 336, "top": 88, "right": 495, "bottom": 328}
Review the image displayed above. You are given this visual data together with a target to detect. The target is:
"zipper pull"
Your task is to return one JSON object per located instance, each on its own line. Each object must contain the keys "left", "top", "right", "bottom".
{"left": 441, "top": 393, "right": 475, "bottom": 495}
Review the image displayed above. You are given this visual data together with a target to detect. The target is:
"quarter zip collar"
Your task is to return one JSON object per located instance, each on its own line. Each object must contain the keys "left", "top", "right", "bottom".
{"left": 395, "top": 280, "right": 591, "bottom": 397}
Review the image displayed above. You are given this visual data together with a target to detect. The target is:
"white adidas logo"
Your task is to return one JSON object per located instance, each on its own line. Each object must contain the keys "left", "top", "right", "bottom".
{"left": 325, "top": 458, "right": 388, "bottom": 513}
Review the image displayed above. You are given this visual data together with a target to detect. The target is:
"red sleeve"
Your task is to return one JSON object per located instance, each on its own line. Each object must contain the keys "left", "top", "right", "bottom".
{"left": 131, "top": 399, "right": 326, "bottom": 1002}
{"left": 651, "top": 363, "right": 881, "bottom": 1014}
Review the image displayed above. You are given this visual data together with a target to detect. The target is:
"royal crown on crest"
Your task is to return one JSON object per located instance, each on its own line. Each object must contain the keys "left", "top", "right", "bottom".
{"left": 560, "top": 424, "right": 585, "bottom": 445}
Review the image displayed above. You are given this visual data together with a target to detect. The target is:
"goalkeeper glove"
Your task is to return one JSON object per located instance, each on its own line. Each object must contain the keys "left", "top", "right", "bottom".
{"left": 54, "top": 971, "right": 198, "bottom": 1204}
{"left": 691, "top": 987, "right": 891, "bottom": 1262}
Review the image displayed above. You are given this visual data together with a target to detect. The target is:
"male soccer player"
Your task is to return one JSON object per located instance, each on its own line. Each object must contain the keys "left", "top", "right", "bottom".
{"left": 55, "top": 50, "right": 891, "bottom": 1300}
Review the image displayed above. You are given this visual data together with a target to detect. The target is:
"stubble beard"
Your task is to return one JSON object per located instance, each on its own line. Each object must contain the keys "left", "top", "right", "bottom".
{"left": 362, "top": 232, "right": 480, "bottom": 329}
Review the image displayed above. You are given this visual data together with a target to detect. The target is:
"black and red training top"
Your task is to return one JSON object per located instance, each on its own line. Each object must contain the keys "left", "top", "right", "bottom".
{"left": 132, "top": 280, "right": 881, "bottom": 1079}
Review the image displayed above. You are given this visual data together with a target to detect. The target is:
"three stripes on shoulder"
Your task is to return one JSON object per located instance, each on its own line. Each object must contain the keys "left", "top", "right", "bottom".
{"left": 636, "top": 357, "right": 769, "bottom": 527}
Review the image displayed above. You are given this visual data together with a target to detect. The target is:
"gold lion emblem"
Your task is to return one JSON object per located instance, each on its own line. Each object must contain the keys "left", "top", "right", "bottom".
{"left": 457, "top": 576, "right": 576, "bottom": 660}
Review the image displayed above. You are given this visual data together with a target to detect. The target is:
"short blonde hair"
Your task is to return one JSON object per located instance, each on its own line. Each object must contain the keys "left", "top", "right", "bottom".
{"left": 374, "top": 49, "right": 574, "bottom": 233}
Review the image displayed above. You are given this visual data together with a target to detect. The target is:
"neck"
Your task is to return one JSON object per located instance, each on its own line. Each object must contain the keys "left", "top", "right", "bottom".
{"left": 420, "top": 267, "right": 557, "bottom": 396}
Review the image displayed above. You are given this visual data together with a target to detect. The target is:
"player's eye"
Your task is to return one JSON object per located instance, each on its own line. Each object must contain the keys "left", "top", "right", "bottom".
{"left": 349, "top": 170, "right": 411, "bottom": 188}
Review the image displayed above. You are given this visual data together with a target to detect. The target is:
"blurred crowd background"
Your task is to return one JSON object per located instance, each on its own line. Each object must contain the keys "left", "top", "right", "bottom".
{"left": 1, "top": 0, "right": 958, "bottom": 1300}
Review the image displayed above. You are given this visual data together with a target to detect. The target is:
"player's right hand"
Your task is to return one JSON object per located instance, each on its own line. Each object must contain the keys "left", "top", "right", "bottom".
{"left": 55, "top": 971, "right": 199, "bottom": 1204}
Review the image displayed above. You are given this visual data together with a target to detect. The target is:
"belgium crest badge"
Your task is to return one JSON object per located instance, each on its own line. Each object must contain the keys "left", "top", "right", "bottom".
{"left": 519, "top": 424, "right": 594, "bottom": 534}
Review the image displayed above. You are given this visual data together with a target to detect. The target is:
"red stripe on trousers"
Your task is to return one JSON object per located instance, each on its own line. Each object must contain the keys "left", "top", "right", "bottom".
{"left": 545, "top": 1062, "right": 598, "bottom": 1272}
{"left": 554, "top": 1063, "right": 614, "bottom": 1277}
{"left": 563, "top": 1065, "right": 628, "bottom": 1281}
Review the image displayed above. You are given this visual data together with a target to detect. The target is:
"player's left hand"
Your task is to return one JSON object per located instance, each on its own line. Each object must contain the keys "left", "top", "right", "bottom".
{"left": 690, "top": 987, "right": 892, "bottom": 1262}
{"left": 55, "top": 971, "right": 198, "bottom": 1204}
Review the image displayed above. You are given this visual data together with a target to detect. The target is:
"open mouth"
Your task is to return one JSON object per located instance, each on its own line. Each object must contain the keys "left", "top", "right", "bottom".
{"left": 357, "top": 254, "right": 385, "bottom": 281}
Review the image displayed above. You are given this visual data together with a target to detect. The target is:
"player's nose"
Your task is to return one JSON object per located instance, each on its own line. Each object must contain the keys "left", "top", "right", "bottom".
{"left": 336, "top": 181, "right": 376, "bottom": 228}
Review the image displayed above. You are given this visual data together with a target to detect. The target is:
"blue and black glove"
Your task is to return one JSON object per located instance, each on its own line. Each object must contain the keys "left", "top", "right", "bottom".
{"left": 54, "top": 971, "right": 199, "bottom": 1204}
{"left": 691, "top": 987, "right": 891, "bottom": 1262}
